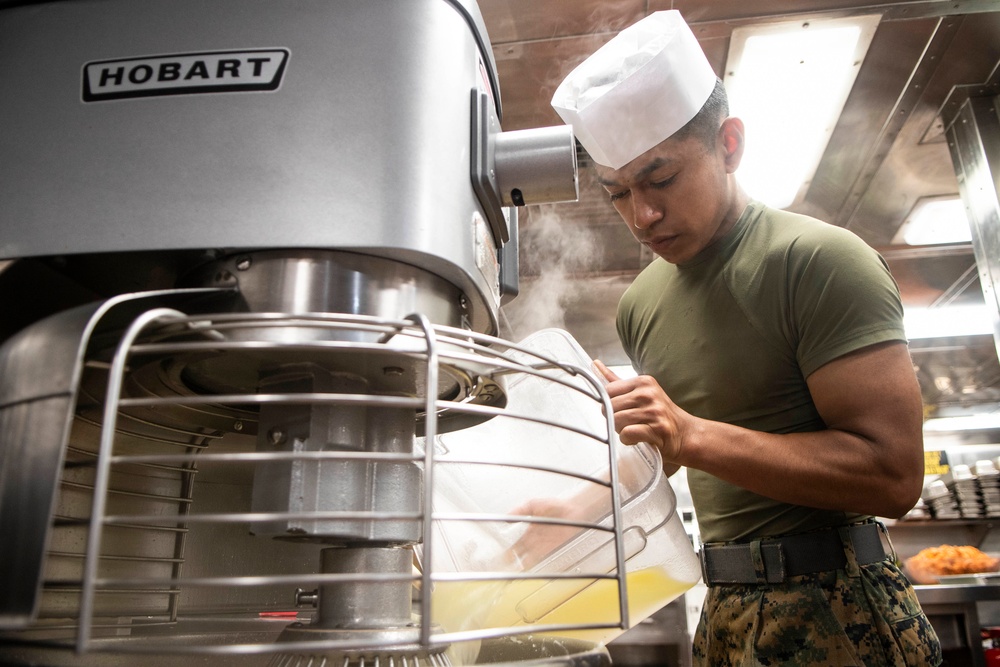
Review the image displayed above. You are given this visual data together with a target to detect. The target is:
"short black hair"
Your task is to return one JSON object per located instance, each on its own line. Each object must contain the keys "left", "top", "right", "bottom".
{"left": 671, "top": 78, "right": 729, "bottom": 147}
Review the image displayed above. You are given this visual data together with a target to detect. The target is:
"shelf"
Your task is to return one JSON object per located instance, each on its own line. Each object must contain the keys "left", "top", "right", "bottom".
{"left": 890, "top": 519, "right": 1000, "bottom": 528}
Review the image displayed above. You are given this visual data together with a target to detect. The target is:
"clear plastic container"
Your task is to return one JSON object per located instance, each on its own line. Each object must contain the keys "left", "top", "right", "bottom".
{"left": 424, "top": 329, "right": 701, "bottom": 662}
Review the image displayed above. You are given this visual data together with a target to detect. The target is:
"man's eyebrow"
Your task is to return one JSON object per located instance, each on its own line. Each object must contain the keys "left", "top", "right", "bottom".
{"left": 596, "top": 157, "right": 674, "bottom": 187}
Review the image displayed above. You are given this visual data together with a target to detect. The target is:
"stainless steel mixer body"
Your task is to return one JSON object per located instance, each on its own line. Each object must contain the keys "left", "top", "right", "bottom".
{"left": 0, "top": 1, "right": 624, "bottom": 665}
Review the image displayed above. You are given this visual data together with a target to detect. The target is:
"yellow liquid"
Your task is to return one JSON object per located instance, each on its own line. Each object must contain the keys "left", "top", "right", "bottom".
{"left": 431, "top": 566, "right": 694, "bottom": 646}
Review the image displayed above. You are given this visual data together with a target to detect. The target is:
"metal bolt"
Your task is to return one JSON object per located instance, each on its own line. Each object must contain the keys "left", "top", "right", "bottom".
{"left": 235, "top": 256, "right": 252, "bottom": 271}
{"left": 268, "top": 428, "right": 286, "bottom": 445}
{"left": 295, "top": 588, "right": 319, "bottom": 608}
{"left": 233, "top": 420, "right": 244, "bottom": 432}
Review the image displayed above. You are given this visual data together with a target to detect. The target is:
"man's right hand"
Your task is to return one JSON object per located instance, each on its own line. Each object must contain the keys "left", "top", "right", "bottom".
{"left": 593, "top": 359, "right": 688, "bottom": 474}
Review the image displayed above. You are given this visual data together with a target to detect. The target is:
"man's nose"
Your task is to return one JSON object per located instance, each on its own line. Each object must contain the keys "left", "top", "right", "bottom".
{"left": 631, "top": 192, "right": 662, "bottom": 230}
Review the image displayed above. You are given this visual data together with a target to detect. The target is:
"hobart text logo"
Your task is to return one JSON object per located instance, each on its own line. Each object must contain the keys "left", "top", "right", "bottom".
{"left": 82, "top": 49, "right": 290, "bottom": 102}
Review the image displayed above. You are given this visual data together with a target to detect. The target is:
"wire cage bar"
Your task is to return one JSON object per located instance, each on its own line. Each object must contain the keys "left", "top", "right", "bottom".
{"left": 7, "top": 308, "right": 630, "bottom": 664}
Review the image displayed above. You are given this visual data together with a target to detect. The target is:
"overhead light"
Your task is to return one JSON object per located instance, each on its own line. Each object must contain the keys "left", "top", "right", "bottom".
{"left": 724, "top": 15, "right": 880, "bottom": 209}
{"left": 924, "top": 412, "right": 1000, "bottom": 432}
{"left": 892, "top": 196, "right": 972, "bottom": 245}
{"left": 904, "top": 303, "right": 993, "bottom": 339}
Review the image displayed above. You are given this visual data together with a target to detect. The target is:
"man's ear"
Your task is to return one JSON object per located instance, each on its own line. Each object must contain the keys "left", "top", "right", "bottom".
{"left": 719, "top": 117, "right": 745, "bottom": 173}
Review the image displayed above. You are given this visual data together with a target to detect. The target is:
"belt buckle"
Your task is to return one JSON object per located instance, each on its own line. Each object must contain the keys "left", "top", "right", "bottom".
{"left": 876, "top": 520, "right": 897, "bottom": 563}
{"left": 760, "top": 541, "right": 786, "bottom": 584}
{"left": 698, "top": 547, "right": 711, "bottom": 585}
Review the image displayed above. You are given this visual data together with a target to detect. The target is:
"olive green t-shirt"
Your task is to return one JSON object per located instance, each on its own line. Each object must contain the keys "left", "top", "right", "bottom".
{"left": 616, "top": 201, "right": 907, "bottom": 543}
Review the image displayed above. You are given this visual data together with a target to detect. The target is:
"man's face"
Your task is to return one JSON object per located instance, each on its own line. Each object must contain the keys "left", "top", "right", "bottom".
{"left": 594, "top": 129, "right": 735, "bottom": 265}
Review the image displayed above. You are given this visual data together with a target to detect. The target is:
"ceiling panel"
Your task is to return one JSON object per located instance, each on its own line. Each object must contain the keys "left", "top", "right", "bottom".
{"left": 481, "top": 0, "right": 644, "bottom": 44}
{"left": 493, "top": 33, "right": 612, "bottom": 130}
{"left": 800, "top": 17, "right": 942, "bottom": 230}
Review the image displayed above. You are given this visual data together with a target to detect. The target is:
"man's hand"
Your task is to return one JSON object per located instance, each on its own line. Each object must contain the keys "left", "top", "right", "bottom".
{"left": 593, "top": 359, "right": 691, "bottom": 469}
{"left": 508, "top": 496, "right": 593, "bottom": 568}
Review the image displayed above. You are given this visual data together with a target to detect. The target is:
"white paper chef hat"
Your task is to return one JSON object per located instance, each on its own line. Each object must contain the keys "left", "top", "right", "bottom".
{"left": 551, "top": 10, "right": 717, "bottom": 169}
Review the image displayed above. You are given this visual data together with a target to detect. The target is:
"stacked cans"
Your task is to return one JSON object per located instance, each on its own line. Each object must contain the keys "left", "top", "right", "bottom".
{"left": 922, "top": 461, "right": 1000, "bottom": 520}
{"left": 902, "top": 496, "right": 932, "bottom": 521}
{"left": 976, "top": 460, "right": 1000, "bottom": 518}
{"left": 922, "top": 478, "right": 962, "bottom": 520}
{"left": 951, "top": 465, "right": 985, "bottom": 518}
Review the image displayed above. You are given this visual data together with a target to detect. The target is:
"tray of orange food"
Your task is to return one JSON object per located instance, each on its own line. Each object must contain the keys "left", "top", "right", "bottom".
{"left": 905, "top": 545, "right": 1000, "bottom": 584}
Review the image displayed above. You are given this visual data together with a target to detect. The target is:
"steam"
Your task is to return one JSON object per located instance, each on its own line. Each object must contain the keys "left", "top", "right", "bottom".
{"left": 500, "top": 204, "right": 599, "bottom": 341}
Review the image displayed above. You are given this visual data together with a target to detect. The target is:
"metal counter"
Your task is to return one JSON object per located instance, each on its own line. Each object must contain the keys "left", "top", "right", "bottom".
{"left": 915, "top": 583, "right": 1000, "bottom": 667}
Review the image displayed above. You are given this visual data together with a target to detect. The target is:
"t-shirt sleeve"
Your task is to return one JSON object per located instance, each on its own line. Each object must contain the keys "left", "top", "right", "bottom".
{"left": 616, "top": 287, "right": 639, "bottom": 370}
{"left": 787, "top": 225, "right": 907, "bottom": 378}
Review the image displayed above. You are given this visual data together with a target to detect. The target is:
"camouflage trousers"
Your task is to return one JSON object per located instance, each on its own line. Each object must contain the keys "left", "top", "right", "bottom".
{"left": 692, "top": 557, "right": 942, "bottom": 666}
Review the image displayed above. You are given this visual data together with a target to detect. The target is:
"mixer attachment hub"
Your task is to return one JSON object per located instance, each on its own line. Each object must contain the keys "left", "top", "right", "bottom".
{"left": 269, "top": 547, "right": 450, "bottom": 667}
{"left": 269, "top": 624, "right": 452, "bottom": 667}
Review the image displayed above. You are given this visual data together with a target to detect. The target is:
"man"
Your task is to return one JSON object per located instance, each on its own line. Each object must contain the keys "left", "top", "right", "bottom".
{"left": 551, "top": 10, "right": 942, "bottom": 666}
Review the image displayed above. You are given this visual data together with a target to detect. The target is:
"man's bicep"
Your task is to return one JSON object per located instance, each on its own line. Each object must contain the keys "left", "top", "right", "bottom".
{"left": 806, "top": 340, "right": 923, "bottom": 463}
{"left": 805, "top": 340, "right": 925, "bottom": 515}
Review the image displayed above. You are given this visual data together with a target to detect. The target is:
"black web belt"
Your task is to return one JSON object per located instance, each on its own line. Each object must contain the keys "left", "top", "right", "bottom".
{"left": 699, "top": 522, "right": 888, "bottom": 586}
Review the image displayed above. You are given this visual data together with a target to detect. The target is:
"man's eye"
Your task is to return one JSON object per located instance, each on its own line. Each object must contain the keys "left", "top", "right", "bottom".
{"left": 651, "top": 176, "right": 676, "bottom": 189}
{"left": 608, "top": 191, "right": 628, "bottom": 202}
